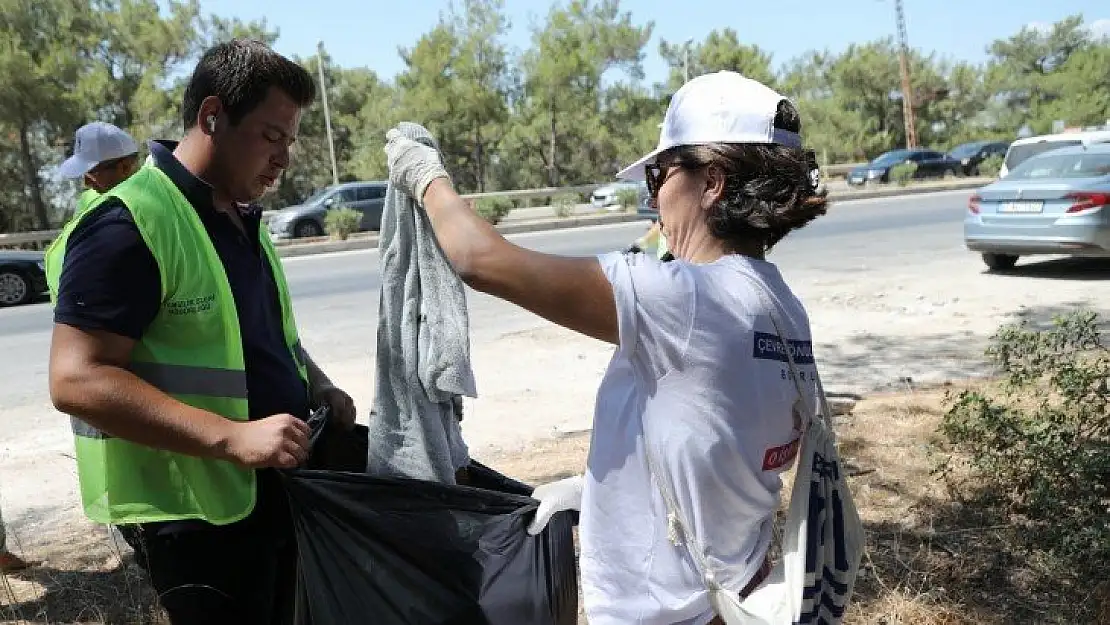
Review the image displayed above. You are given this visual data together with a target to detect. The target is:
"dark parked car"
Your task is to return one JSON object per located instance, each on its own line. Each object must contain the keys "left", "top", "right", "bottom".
{"left": 947, "top": 140, "right": 1010, "bottom": 176}
{"left": 267, "top": 181, "right": 388, "bottom": 239}
{"left": 846, "top": 148, "right": 963, "bottom": 186}
{"left": 0, "top": 250, "right": 47, "bottom": 307}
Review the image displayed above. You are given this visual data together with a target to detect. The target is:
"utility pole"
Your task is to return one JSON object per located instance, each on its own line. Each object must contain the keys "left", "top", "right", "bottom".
{"left": 317, "top": 40, "right": 340, "bottom": 187}
{"left": 895, "top": 0, "right": 917, "bottom": 148}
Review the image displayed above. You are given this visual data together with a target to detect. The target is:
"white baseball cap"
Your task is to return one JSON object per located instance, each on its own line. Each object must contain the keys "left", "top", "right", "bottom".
{"left": 58, "top": 122, "right": 139, "bottom": 179}
{"left": 617, "top": 71, "right": 802, "bottom": 181}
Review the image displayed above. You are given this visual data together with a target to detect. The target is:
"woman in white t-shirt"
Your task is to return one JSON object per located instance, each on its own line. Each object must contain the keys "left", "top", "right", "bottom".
{"left": 384, "top": 70, "right": 828, "bottom": 625}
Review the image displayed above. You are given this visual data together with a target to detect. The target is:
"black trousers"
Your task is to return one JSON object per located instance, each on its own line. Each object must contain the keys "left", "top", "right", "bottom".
{"left": 118, "top": 474, "right": 299, "bottom": 625}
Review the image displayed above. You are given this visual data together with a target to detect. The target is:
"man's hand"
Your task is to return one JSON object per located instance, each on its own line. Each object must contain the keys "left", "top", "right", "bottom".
{"left": 301, "top": 348, "right": 357, "bottom": 430}
{"left": 222, "top": 414, "right": 311, "bottom": 469}
{"left": 314, "top": 385, "right": 357, "bottom": 430}
{"left": 384, "top": 126, "right": 450, "bottom": 203}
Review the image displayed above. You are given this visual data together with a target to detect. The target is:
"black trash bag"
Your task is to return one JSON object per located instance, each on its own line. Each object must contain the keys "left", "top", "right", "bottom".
{"left": 303, "top": 406, "right": 370, "bottom": 473}
{"left": 281, "top": 408, "right": 579, "bottom": 625}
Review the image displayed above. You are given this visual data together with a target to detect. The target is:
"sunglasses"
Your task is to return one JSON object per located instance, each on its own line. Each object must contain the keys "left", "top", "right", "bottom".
{"left": 644, "top": 160, "right": 698, "bottom": 198}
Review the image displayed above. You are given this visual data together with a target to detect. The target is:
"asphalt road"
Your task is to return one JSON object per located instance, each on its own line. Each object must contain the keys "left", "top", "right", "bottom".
{"left": 0, "top": 189, "right": 973, "bottom": 410}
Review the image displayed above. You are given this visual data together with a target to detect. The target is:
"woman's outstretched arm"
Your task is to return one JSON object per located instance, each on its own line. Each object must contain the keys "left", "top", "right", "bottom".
{"left": 419, "top": 177, "right": 618, "bottom": 345}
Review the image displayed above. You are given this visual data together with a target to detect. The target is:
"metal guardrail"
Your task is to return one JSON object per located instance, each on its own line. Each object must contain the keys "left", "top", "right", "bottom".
{"left": 0, "top": 164, "right": 871, "bottom": 250}
{"left": 256, "top": 183, "right": 606, "bottom": 223}
{"left": 459, "top": 183, "right": 603, "bottom": 202}
{"left": 0, "top": 230, "right": 56, "bottom": 248}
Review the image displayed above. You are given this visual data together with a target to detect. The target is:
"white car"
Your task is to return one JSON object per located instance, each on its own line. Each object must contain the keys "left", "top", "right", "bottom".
{"left": 1000, "top": 128, "right": 1110, "bottom": 178}
{"left": 590, "top": 181, "right": 646, "bottom": 210}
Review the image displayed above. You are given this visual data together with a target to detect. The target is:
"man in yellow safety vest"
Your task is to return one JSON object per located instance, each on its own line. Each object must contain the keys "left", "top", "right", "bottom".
{"left": 46, "top": 39, "right": 355, "bottom": 624}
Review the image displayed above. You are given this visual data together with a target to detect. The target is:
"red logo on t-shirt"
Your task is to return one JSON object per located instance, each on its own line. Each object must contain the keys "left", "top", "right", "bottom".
{"left": 762, "top": 436, "right": 801, "bottom": 471}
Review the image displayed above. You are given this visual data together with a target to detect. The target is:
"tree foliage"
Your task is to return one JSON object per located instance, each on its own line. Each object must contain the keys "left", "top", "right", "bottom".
{"left": 2, "top": 3, "right": 1109, "bottom": 231}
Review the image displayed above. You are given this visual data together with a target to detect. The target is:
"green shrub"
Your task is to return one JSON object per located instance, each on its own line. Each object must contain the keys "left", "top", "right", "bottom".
{"left": 550, "top": 192, "right": 579, "bottom": 218}
{"left": 977, "top": 154, "right": 1004, "bottom": 177}
{"left": 615, "top": 187, "right": 639, "bottom": 210}
{"left": 323, "top": 206, "right": 361, "bottom": 240}
{"left": 889, "top": 161, "right": 918, "bottom": 186}
{"left": 473, "top": 197, "right": 514, "bottom": 224}
{"left": 939, "top": 310, "right": 1110, "bottom": 566}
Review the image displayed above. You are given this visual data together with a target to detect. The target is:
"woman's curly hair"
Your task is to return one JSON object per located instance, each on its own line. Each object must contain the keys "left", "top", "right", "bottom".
{"left": 666, "top": 100, "right": 828, "bottom": 252}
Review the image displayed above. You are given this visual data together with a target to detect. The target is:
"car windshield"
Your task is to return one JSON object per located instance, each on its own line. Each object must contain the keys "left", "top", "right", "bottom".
{"left": 303, "top": 187, "right": 333, "bottom": 205}
{"left": 870, "top": 150, "right": 912, "bottom": 166}
{"left": 1004, "top": 151, "right": 1110, "bottom": 180}
{"left": 949, "top": 142, "right": 986, "bottom": 158}
{"left": 1004, "top": 140, "right": 1082, "bottom": 171}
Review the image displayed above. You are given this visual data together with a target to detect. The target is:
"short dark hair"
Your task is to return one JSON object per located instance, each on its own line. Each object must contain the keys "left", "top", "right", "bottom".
{"left": 665, "top": 100, "right": 828, "bottom": 252}
{"left": 182, "top": 39, "right": 316, "bottom": 131}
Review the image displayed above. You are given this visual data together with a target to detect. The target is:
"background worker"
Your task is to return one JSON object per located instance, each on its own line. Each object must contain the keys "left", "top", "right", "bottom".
{"left": 627, "top": 217, "right": 670, "bottom": 260}
{"left": 57, "top": 121, "right": 140, "bottom": 217}
{"left": 46, "top": 39, "right": 355, "bottom": 624}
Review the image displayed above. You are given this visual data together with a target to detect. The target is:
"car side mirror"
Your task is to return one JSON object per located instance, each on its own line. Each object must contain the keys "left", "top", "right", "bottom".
{"left": 323, "top": 197, "right": 335, "bottom": 207}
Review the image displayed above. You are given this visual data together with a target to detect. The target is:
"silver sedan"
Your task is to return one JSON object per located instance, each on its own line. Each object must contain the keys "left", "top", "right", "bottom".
{"left": 964, "top": 143, "right": 1110, "bottom": 271}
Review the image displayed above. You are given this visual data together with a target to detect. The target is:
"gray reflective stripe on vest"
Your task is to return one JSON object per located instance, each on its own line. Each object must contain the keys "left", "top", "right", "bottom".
{"left": 70, "top": 363, "right": 249, "bottom": 439}
{"left": 129, "top": 362, "right": 248, "bottom": 399}
{"left": 72, "top": 416, "right": 110, "bottom": 439}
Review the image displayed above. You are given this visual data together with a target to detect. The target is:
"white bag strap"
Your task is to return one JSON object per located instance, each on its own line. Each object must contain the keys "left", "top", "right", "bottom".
{"left": 743, "top": 273, "right": 836, "bottom": 439}
{"left": 639, "top": 266, "right": 833, "bottom": 624}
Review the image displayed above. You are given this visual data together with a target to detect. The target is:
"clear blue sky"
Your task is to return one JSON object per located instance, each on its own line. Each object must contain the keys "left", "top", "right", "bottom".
{"left": 197, "top": 0, "right": 1109, "bottom": 83}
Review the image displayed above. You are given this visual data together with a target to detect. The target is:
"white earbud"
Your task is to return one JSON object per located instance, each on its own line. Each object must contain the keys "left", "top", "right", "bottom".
{"left": 206, "top": 115, "right": 217, "bottom": 133}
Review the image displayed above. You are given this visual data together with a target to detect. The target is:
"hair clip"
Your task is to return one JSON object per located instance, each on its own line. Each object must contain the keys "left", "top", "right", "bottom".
{"left": 804, "top": 149, "right": 821, "bottom": 193}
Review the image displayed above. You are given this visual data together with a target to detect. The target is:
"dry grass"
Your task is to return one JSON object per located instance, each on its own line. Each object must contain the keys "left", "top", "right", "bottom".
{"left": 1, "top": 524, "right": 165, "bottom": 624}
{"left": 838, "top": 383, "right": 1101, "bottom": 625}
{"left": 2, "top": 388, "right": 1103, "bottom": 624}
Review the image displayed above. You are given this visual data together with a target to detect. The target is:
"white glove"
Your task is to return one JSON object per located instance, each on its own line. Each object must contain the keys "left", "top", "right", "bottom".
{"left": 383, "top": 127, "right": 450, "bottom": 204}
{"left": 526, "top": 475, "right": 584, "bottom": 536}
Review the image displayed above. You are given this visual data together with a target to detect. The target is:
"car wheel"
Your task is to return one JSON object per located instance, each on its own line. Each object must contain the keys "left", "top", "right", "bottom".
{"left": 294, "top": 220, "right": 324, "bottom": 238}
{"left": 982, "top": 253, "right": 1019, "bottom": 272}
{"left": 0, "top": 269, "right": 32, "bottom": 306}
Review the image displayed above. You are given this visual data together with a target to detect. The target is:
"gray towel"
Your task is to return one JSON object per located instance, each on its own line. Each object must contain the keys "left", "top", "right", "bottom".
{"left": 366, "top": 122, "right": 476, "bottom": 484}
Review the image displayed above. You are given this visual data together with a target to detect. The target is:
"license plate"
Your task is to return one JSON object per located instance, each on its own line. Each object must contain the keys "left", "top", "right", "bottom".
{"left": 999, "top": 200, "right": 1043, "bottom": 213}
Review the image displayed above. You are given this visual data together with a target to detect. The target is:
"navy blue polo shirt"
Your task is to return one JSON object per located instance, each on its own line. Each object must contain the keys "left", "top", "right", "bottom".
{"left": 54, "top": 139, "right": 308, "bottom": 533}
{"left": 55, "top": 140, "right": 309, "bottom": 421}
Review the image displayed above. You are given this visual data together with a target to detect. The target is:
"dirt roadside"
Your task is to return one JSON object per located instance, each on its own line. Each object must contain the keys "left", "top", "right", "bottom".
{"left": 3, "top": 252, "right": 1109, "bottom": 623}
{"left": 4, "top": 384, "right": 1102, "bottom": 624}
